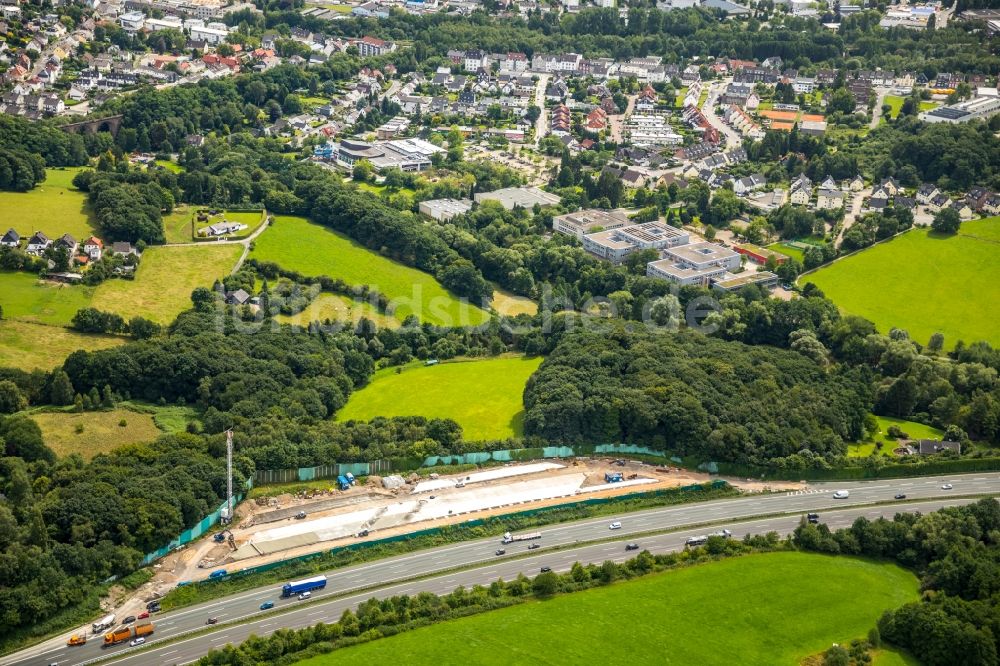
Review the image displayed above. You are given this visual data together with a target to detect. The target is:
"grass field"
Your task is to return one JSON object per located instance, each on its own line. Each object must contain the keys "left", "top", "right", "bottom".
{"left": 0, "top": 167, "right": 97, "bottom": 241}
{"left": 491, "top": 288, "right": 538, "bottom": 316}
{"left": 805, "top": 219, "right": 1000, "bottom": 347}
{"left": 251, "top": 216, "right": 490, "bottom": 326}
{"left": 163, "top": 206, "right": 196, "bottom": 244}
{"left": 30, "top": 408, "right": 162, "bottom": 460}
{"left": 276, "top": 293, "right": 400, "bottom": 328}
{"left": 337, "top": 355, "right": 542, "bottom": 440}
{"left": 303, "top": 552, "right": 918, "bottom": 666}
{"left": 94, "top": 244, "right": 243, "bottom": 324}
{"left": 884, "top": 95, "right": 904, "bottom": 119}
{"left": 154, "top": 159, "right": 184, "bottom": 174}
{"left": 873, "top": 648, "right": 921, "bottom": 666}
{"left": 848, "top": 415, "right": 945, "bottom": 457}
{"left": 0, "top": 320, "right": 123, "bottom": 370}
{"left": 0, "top": 271, "right": 94, "bottom": 325}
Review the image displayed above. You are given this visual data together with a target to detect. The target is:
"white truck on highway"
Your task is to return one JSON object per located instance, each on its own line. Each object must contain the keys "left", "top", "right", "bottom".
{"left": 92, "top": 614, "right": 116, "bottom": 634}
{"left": 502, "top": 531, "right": 542, "bottom": 544}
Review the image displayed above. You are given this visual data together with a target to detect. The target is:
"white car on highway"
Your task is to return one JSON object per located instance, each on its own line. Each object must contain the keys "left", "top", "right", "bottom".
{"left": 609, "top": 521, "right": 622, "bottom": 530}
{"left": 941, "top": 483, "right": 953, "bottom": 490}
{"left": 833, "top": 490, "right": 850, "bottom": 499}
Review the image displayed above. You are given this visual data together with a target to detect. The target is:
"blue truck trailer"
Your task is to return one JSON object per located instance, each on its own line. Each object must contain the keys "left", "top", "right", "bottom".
{"left": 281, "top": 575, "right": 328, "bottom": 598}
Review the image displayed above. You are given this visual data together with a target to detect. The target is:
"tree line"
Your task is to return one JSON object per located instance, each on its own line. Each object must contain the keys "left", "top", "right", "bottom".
{"left": 794, "top": 498, "right": 1000, "bottom": 665}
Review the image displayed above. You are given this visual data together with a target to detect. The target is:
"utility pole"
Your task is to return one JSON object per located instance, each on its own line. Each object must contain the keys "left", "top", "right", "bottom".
{"left": 224, "top": 429, "right": 233, "bottom": 524}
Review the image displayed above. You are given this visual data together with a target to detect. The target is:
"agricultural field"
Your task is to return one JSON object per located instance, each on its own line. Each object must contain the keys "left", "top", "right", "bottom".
{"left": 0, "top": 320, "right": 123, "bottom": 370}
{"left": 303, "top": 551, "right": 918, "bottom": 666}
{"left": 0, "top": 271, "right": 94, "bottom": 325}
{"left": 805, "top": 219, "right": 1000, "bottom": 347}
{"left": 276, "top": 292, "right": 401, "bottom": 328}
{"left": 30, "top": 408, "right": 163, "bottom": 460}
{"left": 0, "top": 167, "right": 97, "bottom": 241}
{"left": 94, "top": 243, "right": 243, "bottom": 324}
{"left": 336, "top": 355, "right": 543, "bottom": 441}
{"left": 251, "top": 216, "right": 491, "bottom": 326}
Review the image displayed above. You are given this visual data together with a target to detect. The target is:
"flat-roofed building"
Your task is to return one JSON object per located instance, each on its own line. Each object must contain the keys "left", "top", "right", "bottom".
{"left": 713, "top": 270, "right": 779, "bottom": 292}
{"left": 582, "top": 221, "right": 689, "bottom": 264}
{"left": 920, "top": 95, "right": 1000, "bottom": 124}
{"left": 552, "top": 209, "right": 629, "bottom": 239}
{"left": 419, "top": 198, "right": 473, "bottom": 221}
{"left": 474, "top": 186, "right": 562, "bottom": 210}
{"left": 647, "top": 241, "right": 741, "bottom": 285}
{"left": 329, "top": 137, "right": 445, "bottom": 172}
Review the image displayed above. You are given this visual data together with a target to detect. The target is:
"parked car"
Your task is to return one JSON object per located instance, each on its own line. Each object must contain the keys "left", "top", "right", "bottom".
{"left": 137, "top": 611, "right": 149, "bottom": 620}
{"left": 295, "top": 511, "right": 307, "bottom": 519}
{"left": 625, "top": 543, "right": 639, "bottom": 551}
{"left": 540, "top": 566, "right": 552, "bottom": 573}
{"left": 298, "top": 592, "right": 311, "bottom": 600}
{"left": 942, "top": 483, "right": 953, "bottom": 490}
{"left": 894, "top": 493, "right": 907, "bottom": 499}
{"left": 356, "top": 529, "right": 369, "bottom": 538}
{"left": 129, "top": 638, "right": 145, "bottom": 647}
{"left": 832, "top": 490, "right": 850, "bottom": 499}
{"left": 495, "top": 549, "right": 506, "bottom": 556}
{"left": 146, "top": 601, "right": 161, "bottom": 612}
{"left": 609, "top": 521, "right": 622, "bottom": 530}
{"left": 122, "top": 616, "right": 136, "bottom": 625}
{"left": 260, "top": 601, "right": 274, "bottom": 610}
{"left": 807, "top": 513, "right": 820, "bottom": 524}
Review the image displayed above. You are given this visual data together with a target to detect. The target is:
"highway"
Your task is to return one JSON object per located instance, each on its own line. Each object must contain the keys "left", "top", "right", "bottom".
{"left": 13, "top": 473, "right": 999, "bottom": 666}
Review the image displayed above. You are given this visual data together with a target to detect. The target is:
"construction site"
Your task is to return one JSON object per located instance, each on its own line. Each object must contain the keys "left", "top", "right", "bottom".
{"left": 138, "top": 458, "right": 803, "bottom": 598}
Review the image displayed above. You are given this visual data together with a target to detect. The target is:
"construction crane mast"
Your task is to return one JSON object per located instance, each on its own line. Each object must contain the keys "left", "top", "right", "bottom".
{"left": 223, "top": 429, "right": 233, "bottom": 524}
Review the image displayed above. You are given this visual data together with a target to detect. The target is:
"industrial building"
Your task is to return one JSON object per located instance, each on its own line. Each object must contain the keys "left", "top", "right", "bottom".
{"left": 920, "top": 95, "right": 1000, "bottom": 124}
{"left": 473, "top": 186, "right": 562, "bottom": 210}
{"left": 418, "top": 198, "right": 474, "bottom": 222}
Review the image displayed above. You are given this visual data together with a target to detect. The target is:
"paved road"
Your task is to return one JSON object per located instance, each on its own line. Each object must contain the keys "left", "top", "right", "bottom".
{"left": 13, "top": 473, "right": 998, "bottom": 666}
{"left": 532, "top": 74, "right": 550, "bottom": 148}
{"left": 702, "top": 80, "right": 742, "bottom": 149}
{"left": 870, "top": 86, "right": 890, "bottom": 129}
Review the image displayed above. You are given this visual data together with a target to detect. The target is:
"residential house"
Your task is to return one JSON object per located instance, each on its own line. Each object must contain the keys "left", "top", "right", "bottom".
{"left": 82, "top": 236, "right": 102, "bottom": 260}
{"left": 225, "top": 289, "right": 251, "bottom": 305}
{"left": 917, "top": 439, "right": 961, "bottom": 455}
{"left": 0, "top": 228, "right": 19, "bottom": 248}
{"left": 928, "top": 193, "right": 952, "bottom": 212}
{"left": 916, "top": 183, "right": 940, "bottom": 204}
{"left": 868, "top": 188, "right": 890, "bottom": 210}
{"left": 847, "top": 174, "right": 865, "bottom": 192}
{"left": 733, "top": 173, "right": 766, "bottom": 195}
{"left": 54, "top": 233, "right": 77, "bottom": 255}
{"left": 112, "top": 241, "right": 137, "bottom": 256}
{"left": 879, "top": 177, "right": 902, "bottom": 196}
{"left": 816, "top": 188, "right": 845, "bottom": 210}
{"left": 26, "top": 231, "right": 51, "bottom": 254}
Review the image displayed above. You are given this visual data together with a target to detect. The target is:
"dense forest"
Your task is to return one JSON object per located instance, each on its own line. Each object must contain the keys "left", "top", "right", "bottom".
{"left": 795, "top": 498, "right": 1000, "bottom": 665}
{"left": 523, "top": 325, "right": 871, "bottom": 465}
{"left": 0, "top": 427, "right": 235, "bottom": 641}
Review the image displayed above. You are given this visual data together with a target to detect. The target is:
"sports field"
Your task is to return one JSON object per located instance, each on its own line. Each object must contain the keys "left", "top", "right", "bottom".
{"left": 301, "top": 551, "right": 918, "bottom": 666}
{"left": 336, "top": 356, "right": 543, "bottom": 440}
{"left": 94, "top": 244, "right": 243, "bottom": 324}
{"left": 251, "top": 216, "right": 491, "bottom": 326}
{"left": 30, "top": 408, "right": 162, "bottom": 460}
{"left": 0, "top": 167, "right": 97, "bottom": 241}
{"left": 806, "top": 219, "right": 1000, "bottom": 347}
{"left": 0, "top": 320, "right": 123, "bottom": 370}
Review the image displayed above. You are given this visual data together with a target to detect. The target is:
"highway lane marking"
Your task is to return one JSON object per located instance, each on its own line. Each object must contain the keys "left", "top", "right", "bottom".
{"left": 162, "top": 649, "right": 177, "bottom": 655}
{"left": 45, "top": 480, "right": 1000, "bottom": 656}
{"left": 96, "top": 498, "right": 984, "bottom": 665}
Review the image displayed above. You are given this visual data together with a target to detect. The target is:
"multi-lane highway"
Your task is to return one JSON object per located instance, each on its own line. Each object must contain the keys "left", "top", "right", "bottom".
{"left": 11, "top": 473, "right": 999, "bottom": 666}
